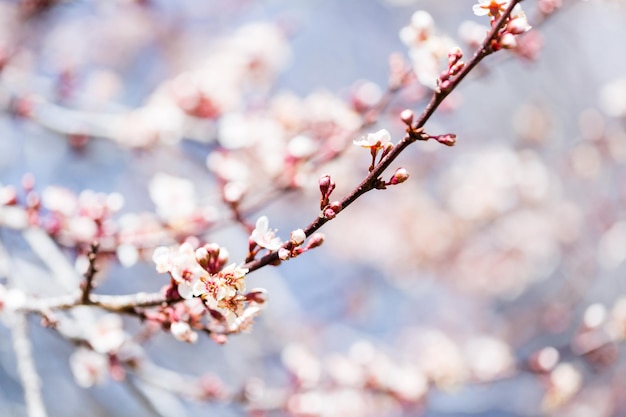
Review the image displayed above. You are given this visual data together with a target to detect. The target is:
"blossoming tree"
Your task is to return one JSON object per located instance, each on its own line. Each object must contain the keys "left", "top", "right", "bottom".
{"left": 1, "top": 0, "right": 626, "bottom": 416}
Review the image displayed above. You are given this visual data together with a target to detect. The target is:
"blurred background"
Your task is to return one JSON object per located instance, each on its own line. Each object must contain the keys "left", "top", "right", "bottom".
{"left": 1, "top": 0, "right": 626, "bottom": 416}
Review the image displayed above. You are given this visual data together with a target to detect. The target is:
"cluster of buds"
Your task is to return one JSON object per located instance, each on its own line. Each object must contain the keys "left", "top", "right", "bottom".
{"left": 318, "top": 175, "right": 342, "bottom": 220}
{"left": 473, "top": 0, "right": 532, "bottom": 50}
{"left": 437, "top": 47, "right": 465, "bottom": 93}
{"left": 402, "top": 111, "right": 457, "bottom": 148}
{"left": 318, "top": 174, "right": 336, "bottom": 210}
{"left": 278, "top": 230, "right": 325, "bottom": 261}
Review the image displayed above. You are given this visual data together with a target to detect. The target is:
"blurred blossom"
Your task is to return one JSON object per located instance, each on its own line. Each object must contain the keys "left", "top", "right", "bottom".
{"left": 542, "top": 363, "right": 583, "bottom": 411}
{"left": 597, "top": 221, "right": 626, "bottom": 269}
{"left": 70, "top": 348, "right": 109, "bottom": 388}
{"left": 0, "top": 286, "right": 27, "bottom": 312}
{"left": 443, "top": 148, "right": 552, "bottom": 220}
{"left": 304, "top": 91, "right": 362, "bottom": 134}
{"left": 149, "top": 173, "right": 196, "bottom": 222}
{"left": 400, "top": 10, "right": 455, "bottom": 89}
{"left": 325, "top": 354, "right": 365, "bottom": 387}
{"left": 282, "top": 343, "right": 322, "bottom": 387}
{"left": 207, "top": 152, "right": 251, "bottom": 183}
{"left": 287, "top": 389, "right": 371, "bottom": 417}
{"left": 463, "top": 336, "right": 514, "bottom": 381}
{"left": 41, "top": 186, "right": 78, "bottom": 217}
{"left": 599, "top": 78, "right": 626, "bottom": 117}
{"left": 115, "top": 243, "right": 139, "bottom": 267}
{"left": 288, "top": 134, "right": 318, "bottom": 159}
{"left": 170, "top": 321, "right": 198, "bottom": 343}
{"left": 88, "top": 315, "right": 127, "bottom": 354}
{"left": 513, "top": 102, "right": 554, "bottom": 144}
{"left": 570, "top": 143, "right": 602, "bottom": 179}
{"left": 218, "top": 112, "right": 284, "bottom": 150}
{"left": 403, "top": 328, "right": 468, "bottom": 389}
{"left": 459, "top": 20, "right": 490, "bottom": 49}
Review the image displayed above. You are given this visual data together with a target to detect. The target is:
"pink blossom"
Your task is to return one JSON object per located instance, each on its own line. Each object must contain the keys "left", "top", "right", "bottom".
{"left": 352, "top": 129, "right": 392, "bottom": 150}
{"left": 472, "top": 0, "right": 509, "bottom": 17}
{"left": 153, "top": 242, "right": 208, "bottom": 299}
{"left": 250, "top": 216, "right": 283, "bottom": 251}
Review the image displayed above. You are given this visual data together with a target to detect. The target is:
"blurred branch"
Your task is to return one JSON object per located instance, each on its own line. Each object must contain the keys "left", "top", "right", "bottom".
{"left": 10, "top": 313, "right": 48, "bottom": 417}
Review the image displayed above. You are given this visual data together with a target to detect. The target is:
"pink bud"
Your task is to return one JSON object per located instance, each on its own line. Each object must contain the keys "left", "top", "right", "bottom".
{"left": 448, "top": 47, "right": 463, "bottom": 65}
{"left": 500, "top": 33, "right": 518, "bottom": 49}
{"left": 306, "top": 233, "right": 325, "bottom": 249}
{"left": 329, "top": 201, "right": 342, "bottom": 213}
{"left": 390, "top": 167, "right": 410, "bottom": 185}
{"left": 278, "top": 248, "right": 290, "bottom": 260}
{"left": 323, "top": 207, "right": 336, "bottom": 219}
{"left": 400, "top": 109, "right": 414, "bottom": 126}
{"left": 507, "top": 18, "right": 531, "bottom": 35}
{"left": 436, "top": 134, "right": 457, "bottom": 146}
{"left": 319, "top": 174, "right": 335, "bottom": 197}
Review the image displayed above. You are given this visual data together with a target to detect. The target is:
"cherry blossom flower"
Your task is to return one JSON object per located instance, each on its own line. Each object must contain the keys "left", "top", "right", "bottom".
{"left": 472, "top": 0, "right": 510, "bottom": 17}
{"left": 352, "top": 129, "right": 392, "bottom": 150}
{"left": 250, "top": 216, "right": 283, "bottom": 251}
{"left": 153, "top": 242, "right": 208, "bottom": 299}
{"left": 192, "top": 261, "right": 251, "bottom": 325}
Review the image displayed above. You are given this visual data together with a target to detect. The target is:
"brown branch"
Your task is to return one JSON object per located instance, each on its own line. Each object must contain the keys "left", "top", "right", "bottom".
{"left": 243, "top": 0, "right": 525, "bottom": 274}
{"left": 80, "top": 242, "right": 99, "bottom": 304}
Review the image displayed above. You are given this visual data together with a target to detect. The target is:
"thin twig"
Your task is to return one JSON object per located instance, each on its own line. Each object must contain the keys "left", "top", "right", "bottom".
{"left": 80, "top": 242, "right": 99, "bottom": 304}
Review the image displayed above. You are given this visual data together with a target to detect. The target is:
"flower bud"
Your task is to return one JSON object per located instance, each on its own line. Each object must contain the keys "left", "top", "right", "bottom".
{"left": 329, "top": 201, "right": 342, "bottom": 213}
{"left": 171, "top": 321, "right": 198, "bottom": 343}
{"left": 500, "top": 33, "right": 518, "bottom": 49}
{"left": 290, "top": 229, "right": 306, "bottom": 245}
{"left": 507, "top": 17, "right": 531, "bottom": 35}
{"left": 400, "top": 109, "right": 414, "bottom": 126}
{"left": 278, "top": 248, "right": 290, "bottom": 260}
{"left": 323, "top": 207, "right": 336, "bottom": 220}
{"left": 436, "top": 134, "right": 457, "bottom": 146}
{"left": 319, "top": 174, "right": 335, "bottom": 197}
{"left": 306, "top": 233, "right": 325, "bottom": 249}
{"left": 390, "top": 167, "right": 410, "bottom": 185}
{"left": 448, "top": 46, "right": 463, "bottom": 65}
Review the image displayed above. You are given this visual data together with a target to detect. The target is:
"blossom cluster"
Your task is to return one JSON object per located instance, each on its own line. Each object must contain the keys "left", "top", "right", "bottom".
{"left": 153, "top": 241, "right": 265, "bottom": 335}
